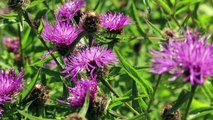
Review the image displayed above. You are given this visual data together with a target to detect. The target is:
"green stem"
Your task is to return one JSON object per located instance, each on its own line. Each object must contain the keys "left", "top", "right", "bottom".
{"left": 146, "top": 75, "right": 162, "bottom": 113}
{"left": 183, "top": 85, "right": 197, "bottom": 120}
{"left": 100, "top": 78, "right": 140, "bottom": 115}
{"left": 22, "top": 10, "right": 63, "bottom": 70}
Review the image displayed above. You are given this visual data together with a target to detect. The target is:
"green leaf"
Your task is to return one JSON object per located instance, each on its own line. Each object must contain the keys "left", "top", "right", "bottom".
{"left": 189, "top": 107, "right": 213, "bottom": 120}
{"left": 131, "top": 2, "right": 146, "bottom": 37}
{"left": 27, "top": 0, "right": 45, "bottom": 9}
{"left": 0, "top": 14, "right": 18, "bottom": 20}
{"left": 153, "top": 0, "right": 171, "bottom": 14}
{"left": 167, "top": 89, "right": 191, "bottom": 114}
{"left": 79, "top": 90, "right": 90, "bottom": 117}
{"left": 41, "top": 67, "right": 63, "bottom": 79}
{"left": 18, "top": 110, "right": 54, "bottom": 120}
{"left": 115, "top": 49, "right": 153, "bottom": 96}
{"left": 21, "top": 68, "right": 41, "bottom": 101}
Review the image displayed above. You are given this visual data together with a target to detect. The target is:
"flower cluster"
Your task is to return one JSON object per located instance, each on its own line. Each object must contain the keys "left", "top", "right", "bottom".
{"left": 0, "top": 69, "right": 24, "bottom": 115}
{"left": 151, "top": 29, "right": 213, "bottom": 85}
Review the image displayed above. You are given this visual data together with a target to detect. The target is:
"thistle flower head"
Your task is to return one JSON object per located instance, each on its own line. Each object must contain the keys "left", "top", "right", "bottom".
{"left": 68, "top": 77, "right": 98, "bottom": 108}
{"left": 0, "top": 69, "right": 24, "bottom": 114}
{"left": 63, "top": 46, "right": 118, "bottom": 78}
{"left": 2, "top": 37, "right": 19, "bottom": 54}
{"left": 151, "top": 29, "right": 213, "bottom": 85}
{"left": 41, "top": 19, "right": 83, "bottom": 46}
{"left": 101, "top": 12, "right": 131, "bottom": 32}
{"left": 57, "top": 0, "right": 85, "bottom": 23}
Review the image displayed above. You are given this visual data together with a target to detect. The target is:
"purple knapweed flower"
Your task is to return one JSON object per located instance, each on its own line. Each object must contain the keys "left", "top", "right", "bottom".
{"left": 0, "top": 69, "right": 24, "bottom": 115}
{"left": 63, "top": 46, "right": 117, "bottom": 78}
{"left": 0, "top": 6, "right": 9, "bottom": 14}
{"left": 68, "top": 77, "right": 98, "bottom": 108}
{"left": 2, "top": 37, "right": 19, "bottom": 54}
{"left": 151, "top": 29, "right": 213, "bottom": 85}
{"left": 57, "top": 0, "right": 85, "bottom": 22}
{"left": 101, "top": 12, "right": 131, "bottom": 31}
{"left": 41, "top": 19, "right": 83, "bottom": 46}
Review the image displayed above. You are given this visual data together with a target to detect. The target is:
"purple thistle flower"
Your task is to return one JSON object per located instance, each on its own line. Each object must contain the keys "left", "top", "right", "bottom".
{"left": 63, "top": 46, "right": 118, "bottom": 78}
{"left": 0, "top": 6, "right": 9, "bottom": 14}
{"left": 68, "top": 77, "right": 98, "bottom": 108}
{"left": 101, "top": 12, "right": 131, "bottom": 31}
{"left": 57, "top": 0, "right": 85, "bottom": 22}
{"left": 2, "top": 37, "right": 19, "bottom": 54}
{"left": 151, "top": 29, "right": 213, "bottom": 85}
{"left": 41, "top": 19, "right": 83, "bottom": 46}
{"left": 0, "top": 69, "right": 24, "bottom": 115}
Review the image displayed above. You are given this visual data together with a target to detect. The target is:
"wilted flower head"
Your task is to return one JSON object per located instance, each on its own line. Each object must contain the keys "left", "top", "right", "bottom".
{"left": 80, "top": 12, "right": 101, "bottom": 33}
{"left": 101, "top": 12, "right": 131, "bottom": 32}
{"left": 68, "top": 77, "right": 98, "bottom": 108}
{"left": 151, "top": 29, "right": 213, "bottom": 85}
{"left": 57, "top": 0, "right": 85, "bottom": 23}
{"left": 0, "top": 69, "right": 24, "bottom": 115}
{"left": 41, "top": 19, "right": 83, "bottom": 46}
{"left": 63, "top": 46, "right": 117, "bottom": 78}
{"left": 2, "top": 37, "right": 20, "bottom": 54}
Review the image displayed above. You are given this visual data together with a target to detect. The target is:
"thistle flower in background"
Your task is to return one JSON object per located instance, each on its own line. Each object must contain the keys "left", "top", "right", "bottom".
{"left": 41, "top": 19, "right": 83, "bottom": 55}
{"left": 80, "top": 12, "right": 101, "bottom": 33}
{"left": 2, "top": 37, "right": 20, "bottom": 54}
{"left": 101, "top": 12, "right": 131, "bottom": 34}
{"left": 0, "top": 6, "right": 9, "bottom": 14}
{"left": 57, "top": 0, "right": 85, "bottom": 23}
{"left": 0, "top": 69, "right": 24, "bottom": 115}
{"left": 151, "top": 29, "right": 213, "bottom": 85}
{"left": 68, "top": 77, "right": 98, "bottom": 108}
{"left": 63, "top": 46, "right": 117, "bottom": 78}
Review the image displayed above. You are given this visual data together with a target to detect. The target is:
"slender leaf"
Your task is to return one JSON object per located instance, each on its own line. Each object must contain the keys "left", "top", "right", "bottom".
{"left": 21, "top": 69, "right": 41, "bottom": 101}
{"left": 79, "top": 90, "right": 90, "bottom": 117}
{"left": 27, "top": 0, "right": 46, "bottom": 9}
{"left": 18, "top": 110, "right": 54, "bottom": 120}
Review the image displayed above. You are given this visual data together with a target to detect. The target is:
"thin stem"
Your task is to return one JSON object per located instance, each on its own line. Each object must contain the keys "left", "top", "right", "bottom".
{"left": 22, "top": 10, "right": 63, "bottom": 70}
{"left": 147, "top": 75, "right": 162, "bottom": 113}
{"left": 100, "top": 78, "right": 140, "bottom": 115}
{"left": 183, "top": 85, "right": 197, "bottom": 120}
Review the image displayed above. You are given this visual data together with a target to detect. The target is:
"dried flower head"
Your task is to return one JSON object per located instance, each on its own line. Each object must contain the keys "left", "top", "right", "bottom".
{"left": 68, "top": 78, "right": 98, "bottom": 108}
{"left": 0, "top": 69, "right": 24, "bottom": 115}
{"left": 57, "top": 0, "right": 85, "bottom": 23}
{"left": 162, "top": 28, "right": 177, "bottom": 39}
{"left": 2, "top": 37, "right": 20, "bottom": 54}
{"left": 88, "top": 94, "right": 109, "bottom": 118}
{"left": 63, "top": 46, "right": 117, "bottom": 78}
{"left": 161, "top": 104, "right": 181, "bottom": 120}
{"left": 24, "top": 84, "right": 50, "bottom": 105}
{"left": 101, "top": 12, "right": 131, "bottom": 33}
{"left": 66, "top": 113, "right": 87, "bottom": 120}
{"left": 7, "top": 0, "right": 30, "bottom": 11}
{"left": 151, "top": 29, "right": 213, "bottom": 85}
{"left": 80, "top": 12, "right": 101, "bottom": 33}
